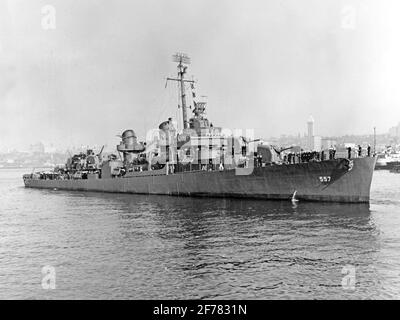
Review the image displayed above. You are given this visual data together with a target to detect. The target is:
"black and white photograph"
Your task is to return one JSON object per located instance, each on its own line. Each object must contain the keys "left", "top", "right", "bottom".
{"left": 1, "top": 0, "right": 400, "bottom": 304}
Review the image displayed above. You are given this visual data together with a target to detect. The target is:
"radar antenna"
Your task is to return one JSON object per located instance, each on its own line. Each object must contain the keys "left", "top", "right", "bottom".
{"left": 166, "top": 53, "right": 195, "bottom": 130}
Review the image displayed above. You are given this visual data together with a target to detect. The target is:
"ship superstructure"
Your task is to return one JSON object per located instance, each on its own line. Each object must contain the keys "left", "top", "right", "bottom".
{"left": 23, "top": 54, "right": 376, "bottom": 203}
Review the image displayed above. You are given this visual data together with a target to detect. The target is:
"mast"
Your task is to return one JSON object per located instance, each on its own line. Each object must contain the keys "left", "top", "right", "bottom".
{"left": 166, "top": 53, "right": 195, "bottom": 130}
{"left": 177, "top": 56, "right": 189, "bottom": 130}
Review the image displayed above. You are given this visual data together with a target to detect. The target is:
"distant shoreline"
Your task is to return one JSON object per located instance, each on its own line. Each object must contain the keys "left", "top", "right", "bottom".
{"left": 0, "top": 166, "right": 54, "bottom": 170}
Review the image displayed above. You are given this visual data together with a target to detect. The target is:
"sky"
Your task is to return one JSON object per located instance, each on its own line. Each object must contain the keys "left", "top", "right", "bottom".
{"left": 1, "top": 0, "right": 400, "bottom": 151}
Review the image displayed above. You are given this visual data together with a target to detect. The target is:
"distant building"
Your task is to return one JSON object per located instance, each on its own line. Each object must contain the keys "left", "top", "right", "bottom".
{"left": 45, "top": 144, "right": 57, "bottom": 154}
{"left": 30, "top": 142, "right": 45, "bottom": 154}
{"left": 389, "top": 122, "right": 400, "bottom": 138}
{"left": 307, "top": 115, "right": 314, "bottom": 150}
{"left": 313, "top": 136, "right": 322, "bottom": 151}
{"left": 321, "top": 138, "right": 337, "bottom": 150}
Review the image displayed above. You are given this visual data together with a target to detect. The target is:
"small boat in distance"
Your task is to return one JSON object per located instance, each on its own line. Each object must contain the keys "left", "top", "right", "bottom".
{"left": 375, "top": 152, "right": 400, "bottom": 170}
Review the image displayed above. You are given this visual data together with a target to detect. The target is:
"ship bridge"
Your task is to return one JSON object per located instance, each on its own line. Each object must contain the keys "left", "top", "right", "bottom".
{"left": 187, "top": 101, "right": 222, "bottom": 137}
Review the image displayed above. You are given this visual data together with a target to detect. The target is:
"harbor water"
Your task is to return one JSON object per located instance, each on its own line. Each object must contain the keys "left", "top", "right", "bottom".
{"left": 0, "top": 169, "right": 399, "bottom": 299}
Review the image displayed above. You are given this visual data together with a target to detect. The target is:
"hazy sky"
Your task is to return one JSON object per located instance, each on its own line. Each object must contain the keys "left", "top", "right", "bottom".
{"left": 1, "top": 0, "right": 400, "bottom": 150}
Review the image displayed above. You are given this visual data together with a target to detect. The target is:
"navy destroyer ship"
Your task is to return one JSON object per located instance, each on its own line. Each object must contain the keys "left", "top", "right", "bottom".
{"left": 23, "top": 54, "right": 376, "bottom": 203}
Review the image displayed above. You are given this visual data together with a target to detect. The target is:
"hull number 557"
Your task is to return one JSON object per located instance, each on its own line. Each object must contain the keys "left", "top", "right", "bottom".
{"left": 319, "top": 176, "right": 331, "bottom": 183}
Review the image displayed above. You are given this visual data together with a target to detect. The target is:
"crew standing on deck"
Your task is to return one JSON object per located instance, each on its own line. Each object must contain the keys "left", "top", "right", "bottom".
{"left": 328, "top": 147, "right": 333, "bottom": 160}
{"left": 347, "top": 146, "right": 352, "bottom": 159}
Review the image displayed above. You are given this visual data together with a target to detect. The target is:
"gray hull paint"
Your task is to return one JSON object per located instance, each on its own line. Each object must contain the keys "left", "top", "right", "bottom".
{"left": 24, "top": 157, "right": 376, "bottom": 203}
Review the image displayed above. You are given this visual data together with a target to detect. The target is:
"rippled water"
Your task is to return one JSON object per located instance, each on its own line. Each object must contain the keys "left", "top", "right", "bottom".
{"left": 0, "top": 169, "right": 400, "bottom": 299}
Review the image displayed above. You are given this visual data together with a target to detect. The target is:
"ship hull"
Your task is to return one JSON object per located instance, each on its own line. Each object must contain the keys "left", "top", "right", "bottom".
{"left": 23, "top": 157, "right": 376, "bottom": 203}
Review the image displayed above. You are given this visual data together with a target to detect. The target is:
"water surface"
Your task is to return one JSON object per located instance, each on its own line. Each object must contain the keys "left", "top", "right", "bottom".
{"left": 0, "top": 169, "right": 399, "bottom": 299}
